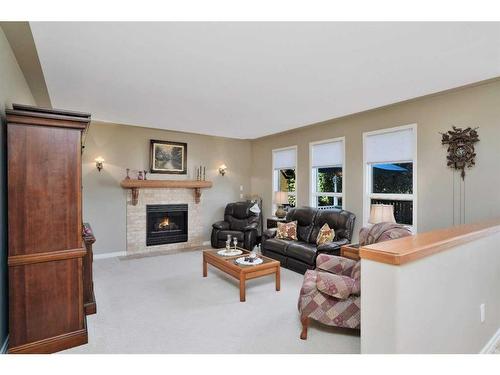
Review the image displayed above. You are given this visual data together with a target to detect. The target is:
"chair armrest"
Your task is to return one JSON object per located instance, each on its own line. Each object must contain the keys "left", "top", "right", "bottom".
{"left": 243, "top": 222, "right": 258, "bottom": 232}
{"left": 316, "top": 239, "right": 349, "bottom": 254}
{"left": 263, "top": 228, "right": 277, "bottom": 238}
{"left": 316, "top": 272, "right": 355, "bottom": 300}
{"left": 212, "top": 221, "right": 230, "bottom": 230}
{"left": 316, "top": 253, "right": 358, "bottom": 276}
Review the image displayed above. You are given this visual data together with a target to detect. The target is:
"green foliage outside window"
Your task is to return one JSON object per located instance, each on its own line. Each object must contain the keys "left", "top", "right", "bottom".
{"left": 316, "top": 167, "right": 342, "bottom": 207}
{"left": 372, "top": 163, "right": 413, "bottom": 194}
{"left": 279, "top": 169, "right": 296, "bottom": 207}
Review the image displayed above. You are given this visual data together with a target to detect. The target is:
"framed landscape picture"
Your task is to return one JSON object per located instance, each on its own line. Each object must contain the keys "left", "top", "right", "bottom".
{"left": 150, "top": 140, "right": 187, "bottom": 174}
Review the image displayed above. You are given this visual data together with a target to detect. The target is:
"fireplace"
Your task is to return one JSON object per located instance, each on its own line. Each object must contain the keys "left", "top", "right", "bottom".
{"left": 146, "top": 204, "right": 188, "bottom": 246}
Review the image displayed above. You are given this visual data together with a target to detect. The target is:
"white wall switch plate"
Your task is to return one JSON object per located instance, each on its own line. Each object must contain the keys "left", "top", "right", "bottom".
{"left": 480, "top": 303, "right": 486, "bottom": 323}
{"left": 240, "top": 185, "right": 243, "bottom": 191}
{"left": 240, "top": 193, "right": 243, "bottom": 199}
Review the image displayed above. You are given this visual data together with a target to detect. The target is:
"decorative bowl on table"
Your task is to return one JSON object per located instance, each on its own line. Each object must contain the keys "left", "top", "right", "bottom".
{"left": 217, "top": 249, "right": 243, "bottom": 257}
{"left": 235, "top": 256, "right": 263, "bottom": 266}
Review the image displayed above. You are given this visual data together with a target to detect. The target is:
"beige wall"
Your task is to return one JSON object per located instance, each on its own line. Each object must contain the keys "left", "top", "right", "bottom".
{"left": 82, "top": 122, "right": 252, "bottom": 254}
{"left": 0, "top": 27, "right": 36, "bottom": 114}
{"left": 0, "top": 25, "right": 36, "bottom": 350}
{"left": 250, "top": 79, "right": 500, "bottom": 239}
{"left": 0, "top": 22, "right": 51, "bottom": 108}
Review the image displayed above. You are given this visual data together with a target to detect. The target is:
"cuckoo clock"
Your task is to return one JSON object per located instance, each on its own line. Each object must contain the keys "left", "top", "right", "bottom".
{"left": 441, "top": 126, "right": 479, "bottom": 180}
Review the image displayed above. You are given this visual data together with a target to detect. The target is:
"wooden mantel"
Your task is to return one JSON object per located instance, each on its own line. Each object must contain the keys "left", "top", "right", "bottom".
{"left": 120, "top": 179, "right": 213, "bottom": 205}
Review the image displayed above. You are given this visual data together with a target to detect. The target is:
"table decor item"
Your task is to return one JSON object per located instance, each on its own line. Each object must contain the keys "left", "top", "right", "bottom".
{"left": 235, "top": 256, "right": 263, "bottom": 266}
{"left": 217, "top": 249, "right": 243, "bottom": 257}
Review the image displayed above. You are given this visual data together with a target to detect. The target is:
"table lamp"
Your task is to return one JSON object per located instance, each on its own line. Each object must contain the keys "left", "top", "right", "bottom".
{"left": 369, "top": 204, "right": 396, "bottom": 224}
{"left": 274, "top": 191, "right": 288, "bottom": 219}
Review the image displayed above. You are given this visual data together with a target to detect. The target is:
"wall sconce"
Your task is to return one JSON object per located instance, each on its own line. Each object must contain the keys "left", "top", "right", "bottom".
{"left": 95, "top": 156, "right": 104, "bottom": 172}
{"left": 218, "top": 164, "right": 227, "bottom": 176}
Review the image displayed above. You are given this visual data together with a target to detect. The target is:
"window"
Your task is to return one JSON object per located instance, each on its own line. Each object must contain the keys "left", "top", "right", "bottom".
{"left": 272, "top": 146, "right": 297, "bottom": 210}
{"left": 363, "top": 125, "right": 417, "bottom": 228}
{"left": 310, "top": 138, "right": 344, "bottom": 210}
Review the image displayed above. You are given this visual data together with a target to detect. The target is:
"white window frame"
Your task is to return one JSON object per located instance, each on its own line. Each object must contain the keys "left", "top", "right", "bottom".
{"left": 363, "top": 124, "right": 417, "bottom": 231}
{"left": 272, "top": 145, "right": 298, "bottom": 214}
{"left": 309, "top": 137, "right": 345, "bottom": 210}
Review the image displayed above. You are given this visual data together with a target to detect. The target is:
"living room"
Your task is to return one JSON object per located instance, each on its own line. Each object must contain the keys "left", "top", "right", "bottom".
{"left": 2, "top": 1, "right": 500, "bottom": 373}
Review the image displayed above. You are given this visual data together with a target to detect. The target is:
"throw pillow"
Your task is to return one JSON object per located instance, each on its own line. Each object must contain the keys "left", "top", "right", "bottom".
{"left": 316, "top": 223, "right": 335, "bottom": 245}
{"left": 276, "top": 221, "right": 297, "bottom": 240}
{"left": 316, "top": 272, "right": 355, "bottom": 300}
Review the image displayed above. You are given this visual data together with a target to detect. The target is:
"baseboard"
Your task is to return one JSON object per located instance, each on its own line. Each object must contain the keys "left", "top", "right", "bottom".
{"left": 480, "top": 328, "right": 500, "bottom": 354}
{"left": 94, "top": 251, "right": 126, "bottom": 260}
{"left": 1, "top": 335, "right": 8, "bottom": 354}
{"left": 8, "top": 323, "right": 87, "bottom": 354}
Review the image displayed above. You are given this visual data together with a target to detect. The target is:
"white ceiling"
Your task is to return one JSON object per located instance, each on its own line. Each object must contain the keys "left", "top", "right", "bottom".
{"left": 30, "top": 22, "right": 500, "bottom": 139}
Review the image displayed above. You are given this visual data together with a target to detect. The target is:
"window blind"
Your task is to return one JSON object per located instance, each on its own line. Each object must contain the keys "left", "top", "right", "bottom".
{"left": 365, "top": 127, "right": 414, "bottom": 164}
{"left": 273, "top": 148, "right": 296, "bottom": 169}
{"left": 311, "top": 140, "right": 343, "bottom": 168}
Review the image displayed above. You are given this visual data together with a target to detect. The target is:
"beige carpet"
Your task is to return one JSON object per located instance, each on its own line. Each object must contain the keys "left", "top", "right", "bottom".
{"left": 63, "top": 249, "right": 360, "bottom": 354}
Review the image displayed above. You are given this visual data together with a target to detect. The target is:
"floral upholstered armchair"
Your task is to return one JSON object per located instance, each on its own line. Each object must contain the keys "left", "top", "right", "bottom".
{"left": 297, "top": 222, "right": 412, "bottom": 339}
{"left": 298, "top": 253, "right": 361, "bottom": 340}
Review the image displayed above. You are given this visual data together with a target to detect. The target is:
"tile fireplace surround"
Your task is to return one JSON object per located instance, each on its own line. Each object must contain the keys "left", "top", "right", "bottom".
{"left": 126, "top": 188, "right": 204, "bottom": 254}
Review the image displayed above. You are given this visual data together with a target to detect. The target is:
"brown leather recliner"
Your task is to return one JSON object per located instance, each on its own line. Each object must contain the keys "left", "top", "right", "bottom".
{"left": 262, "top": 206, "right": 356, "bottom": 274}
{"left": 211, "top": 202, "right": 261, "bottom": 251}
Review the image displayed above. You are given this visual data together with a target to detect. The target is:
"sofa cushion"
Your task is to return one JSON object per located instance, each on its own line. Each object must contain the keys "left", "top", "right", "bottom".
{"left": 316, "top": 223, "right": 335, "bottom": 245}
{"left": 316, "top": 272, "right": 355, "bottom": 300}
{"left": 286, "top": 207, "right": 317, "bottom": 242}
{"left": 276, "top": 221, "right": 297, "bottom": 240}
{"left": 310, "top": 209, "right": 355, "bottom": 243}
{"left": 286, "top": 241, "right": 317, "bottom": 265}
{"left": 217, "top": 230, "right": 244, "bottom": 242}
{"left": 263, "top": 238, "right": 292, "bottom": 255}
{"left": 316, "top": 254, "right": 357, "bottom": 276}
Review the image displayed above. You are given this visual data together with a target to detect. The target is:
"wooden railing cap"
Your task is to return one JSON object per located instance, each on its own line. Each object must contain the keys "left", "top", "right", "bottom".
{"left": 359, "top": 218, "right": 500, "bottom": 265}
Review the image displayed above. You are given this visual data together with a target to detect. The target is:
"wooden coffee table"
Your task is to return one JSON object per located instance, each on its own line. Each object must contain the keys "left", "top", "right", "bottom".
{"left": 202, "top": 248, "right": 281, "bottom": 302}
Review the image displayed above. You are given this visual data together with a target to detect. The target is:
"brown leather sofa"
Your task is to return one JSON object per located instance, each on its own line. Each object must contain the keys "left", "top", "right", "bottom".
{"left": 261, "top": 206, "right": 355, "bottom": 274}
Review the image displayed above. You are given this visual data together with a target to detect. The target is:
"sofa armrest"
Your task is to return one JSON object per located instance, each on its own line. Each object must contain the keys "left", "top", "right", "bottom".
{"left": 316, "top": 239, "right": 349, "bottom": 254}
{"left": 243, "top": 222, "right": 258, "bottom": 232}
{"left": 262, "top": 228, "right": 277, "bottom": 241}
{"left": 212, "top": 221, "right": 230, "bottom": 230}
{"left": 316, "top": 253, "right": 358, "bottom": 276}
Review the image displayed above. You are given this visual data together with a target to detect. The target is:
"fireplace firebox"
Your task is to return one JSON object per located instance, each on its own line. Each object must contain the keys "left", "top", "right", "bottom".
{"left": 146, "top": 204, "right": 188, "bottom": 246}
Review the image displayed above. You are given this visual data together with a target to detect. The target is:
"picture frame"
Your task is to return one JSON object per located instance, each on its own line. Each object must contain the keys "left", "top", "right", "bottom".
{"left": 149, "top": 139, "right": 187, "bottom": 174}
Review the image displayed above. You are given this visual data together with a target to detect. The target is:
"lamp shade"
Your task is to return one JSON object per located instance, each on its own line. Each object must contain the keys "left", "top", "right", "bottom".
{"left": 369, "top": 204, "right": 396, "bottom": 224}
{"left": 249, "top": 202, "right": 261, "bottom": 214}
{"left": 274, "top": 191, "right": 288, "bottom": 205}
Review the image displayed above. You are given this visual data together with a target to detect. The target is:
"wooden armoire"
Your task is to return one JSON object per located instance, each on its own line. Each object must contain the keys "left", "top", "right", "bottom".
{"left": 6, "top": 104, "right": 93, "bottom": 353}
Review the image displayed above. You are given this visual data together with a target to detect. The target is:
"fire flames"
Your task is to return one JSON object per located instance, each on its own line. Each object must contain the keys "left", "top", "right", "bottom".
{"left": 158, "top": 217, "right": 170, "bottom": 229}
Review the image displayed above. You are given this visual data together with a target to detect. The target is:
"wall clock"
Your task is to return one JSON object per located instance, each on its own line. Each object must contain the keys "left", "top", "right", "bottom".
{"left": 441, "top": 126, "right": 479, "bottom": 180}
